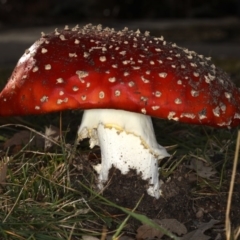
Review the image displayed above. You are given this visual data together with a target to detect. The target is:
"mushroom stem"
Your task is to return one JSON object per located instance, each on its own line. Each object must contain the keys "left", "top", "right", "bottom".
{"left": 78, "top": 109, "right": 169, "bottom": 198}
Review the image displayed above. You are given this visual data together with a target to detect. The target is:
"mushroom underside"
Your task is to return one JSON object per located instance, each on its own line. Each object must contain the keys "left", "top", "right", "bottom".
{"left": 78, "top": 109, "right": 169, "bottom": 198}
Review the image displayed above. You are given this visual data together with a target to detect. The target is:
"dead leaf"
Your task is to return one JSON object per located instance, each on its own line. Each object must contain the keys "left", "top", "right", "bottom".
{"left": 44, "top": 125, "right": 60, "bottom": 150}
{"left": 186, "top": 159, "right": 216, "bottom": 179}
{"left": 4, "top": 130, "right": 44, "bottom": 151}
{"left": 136, "top": 220, "right": 164, "bottom": 239}
{"left": 136, "top": 218, "right": 187, "bottom": 239}
{"left": 155, "top": 219, "right": 187, "bottom": 236}
{"left": 180, "top": 219, "right": 220, "bottom": 240}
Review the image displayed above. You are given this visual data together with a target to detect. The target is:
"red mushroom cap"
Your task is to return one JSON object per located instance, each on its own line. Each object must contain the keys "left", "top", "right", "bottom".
{"left": 0, "top": 24, "right": 240, "bottom": 127}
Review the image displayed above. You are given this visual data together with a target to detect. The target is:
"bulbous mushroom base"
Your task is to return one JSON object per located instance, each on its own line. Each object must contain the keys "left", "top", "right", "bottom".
{"left": 78, "top": 109, "right": 169, "bottom": 199}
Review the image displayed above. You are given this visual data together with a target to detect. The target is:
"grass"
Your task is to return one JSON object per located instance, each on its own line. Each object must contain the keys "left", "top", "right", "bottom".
{"left": 0, "top": 116, "right": 239, "bottom": 239}
{"left": 0, "top": 121, "right": 181, "bottom": 239}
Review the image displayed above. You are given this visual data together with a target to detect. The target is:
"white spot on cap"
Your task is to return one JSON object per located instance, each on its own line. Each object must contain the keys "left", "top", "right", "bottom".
{"left": 32, "top": 66, "right": 39, "bottom": 72}
{"left": 56, "top": 78, "right": 64, "bottom": 84}
{"left": 41, "top": 48, "right": 48, "bottom": 54}
{"left": 155, "top": 48, "right": 161, "bottom": 52}
{"left": 76, "top": 71, "right": 89, "bottom": 82}
{"left": 119, "top": 51, "right": 126, "bottom": 55}
{"left": 72, "top": 25, "right": 79, "bottom": 31}
{"left": 141, "top": 108, "right": 147, "bottom": 114}
{"left": 59, "top": 35, "right": 66, "bottom": 41}
{"left": 122, "top": 60, "right": 130, "bottom": 65}
{"left": 84, "top": 52, "right": 89, "bottom": 58}
{"left": 234, "top": 113, "right": 240, "bottom": 119}
{"left": 72, "top": 86, "right": 79, "bottom": 92}
{"left": 108, "top": 77, "right": 116, "bottom": 83}
{"left": 168, "top": 111, "right": 179, "bottom": 121}
{"left": 150, "top": 61, "right": 155, "bottom": 65}
{"left": 112, "top": 64, "right": 118, "bottom": 68}
{"left": 181, "top": 65, "right": 186, "bottom": 69}
{"left": 220, "top": 103, "right": 226, "bottom": 112}
{"left": 59, "top": 91, "right": 64, "bottom": 96}
{"left": 199, "top": 110, "right": 207, "bottom": 120}
{"left": 55, "top": 28, "right": 60, "bottom": 35}
{"left": 99, "top": 91, "right": 105, "bottom": 99}
{"left": 190, "top": 63, "right": 197, "bottom": 67}
{"left": 204, "top": 75, "right": 210, "bottom": 84}
{"left": 213, "top": 107, "right": 220, "bottom": 117}
{"left": 177, "top": 80, "right": 182, "bottom": 85}
{"left": 217, "top": 121, "right": 231, "bottom": 127}
{"left": 74, "top": 39, "right": 80, "bottom": 44}
{"left": 152, "top": 106, "right": 160, "bottom": 110}
{"left": 141, "top": 96, "right": 148, "bottom": 102}
{"left": 167, "top": 57, "right": 173, "bottom": 60}
{"left": 69, "top": 53, "right": 77, "bottom": 58}
{"left": 159, "top": 72, "right": 167, "bottom": 78}
{"left": 175, "top": 98, "right": 182, "bottom": 104}
{"left": 208, "top": 73, "right": 215, "bottom": 81}
{"left": 81, "top": 95, "right": 87, "bottom": 101}
{"left": 224, "top": 92, "right": 232, "bottom": 99}
{"left": 191, "top": 90, "right": 199, "bottom": 97}
{"left": 141, "top": 76, "right": 150, "bottom": 83}
{"left": 57, "top": 98, "right": 68, "bottom": 104}
{"left": 128, "top": 81, "right": 135, "bottom": 87}
{"left": 132, "top": 66, "right": 140, "bottom": 70}
{"left": 100, "top": 56, "right": 106, "bottom": 62}
{"left": 35, "top": 106, "right": 40, "bottom": 110}
{"left": 144, "top": 31, "right": 150, "bottom": 36}
{"left": 155, "top": 91, "right": 162, "bottom": 97}
{"left": 123, "top": 72, "right": 129, "bottom": 76}
{"left": 180, "top": 113, "right": 196, "bottom": 119}
{"left": 115, "top": 90, "right": 121, "bottom": 96}
{"left": 40, "top": 96, "right": 48, "bottom": 102}
{"left": 193, "top": 72, "right": 200, "bottom": 77}
{"left": 45, "top": 64, "right": 51, "bottom": 70}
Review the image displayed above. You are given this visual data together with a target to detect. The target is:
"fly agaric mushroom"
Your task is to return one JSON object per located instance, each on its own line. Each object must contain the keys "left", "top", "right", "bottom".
{"left": 0, "top": 24, "right": 240, "bottom": 198}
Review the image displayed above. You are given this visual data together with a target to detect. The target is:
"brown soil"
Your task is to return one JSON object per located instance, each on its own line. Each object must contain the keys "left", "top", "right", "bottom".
{"left": 71, "top": 148, "right": 240, "bottom": 239}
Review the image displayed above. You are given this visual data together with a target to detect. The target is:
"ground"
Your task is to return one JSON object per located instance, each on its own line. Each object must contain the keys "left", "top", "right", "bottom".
{"left": 69, "top": 131, "right": 240, "bottom": 239}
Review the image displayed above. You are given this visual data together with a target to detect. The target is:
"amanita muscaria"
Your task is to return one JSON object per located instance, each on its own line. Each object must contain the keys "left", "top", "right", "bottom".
{"left": 1, "top": 24, "right": 240, "bottom": 198}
